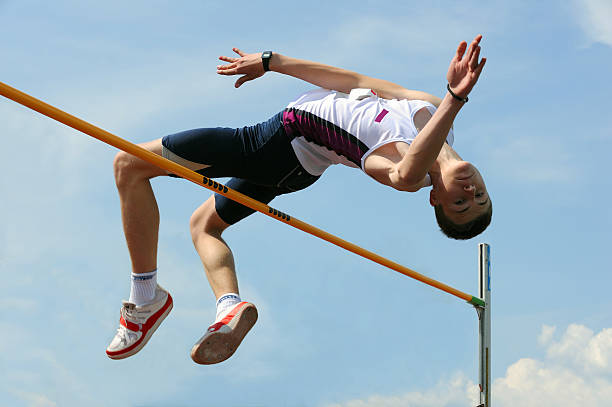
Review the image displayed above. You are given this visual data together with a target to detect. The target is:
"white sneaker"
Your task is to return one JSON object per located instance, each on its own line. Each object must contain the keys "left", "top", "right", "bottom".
{"left": 106, "top": 285, "right": 173, "bottom": 360}
{"left": 191, "top": 302, "right": 257, "bottom": 364}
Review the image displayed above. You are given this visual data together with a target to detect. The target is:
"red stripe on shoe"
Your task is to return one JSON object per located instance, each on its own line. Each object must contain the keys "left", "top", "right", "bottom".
{"left": 106, "top": 293, "right": 173, "bottom": 357}
{"left": 207, "top": 302, "right": 248, "bottom": 333}
{"left": 120, "top": 315, "right": 141, "bottom": 332}
{"left": 220, "top": 302, "right": 248, "bottom": 324}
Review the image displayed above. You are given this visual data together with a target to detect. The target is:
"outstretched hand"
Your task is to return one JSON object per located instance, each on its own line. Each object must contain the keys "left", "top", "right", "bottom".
{"left": 446, "top": 35, "right": 487, "bottom": 99}
{"left": 217, "top": 48, "right": 266, "bottom": 88}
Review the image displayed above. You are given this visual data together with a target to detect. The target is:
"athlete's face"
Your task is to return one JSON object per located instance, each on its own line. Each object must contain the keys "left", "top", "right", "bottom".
{"left": 430, "top": 161, "right": 490, "bottom": 223}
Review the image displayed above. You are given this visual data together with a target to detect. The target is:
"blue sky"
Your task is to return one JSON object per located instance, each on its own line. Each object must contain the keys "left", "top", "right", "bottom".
{"left": 1, "top": 1, "right": 611, "bottom": 406}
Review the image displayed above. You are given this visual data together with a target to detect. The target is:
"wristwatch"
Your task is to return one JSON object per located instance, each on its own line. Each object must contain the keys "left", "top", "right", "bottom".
{"left": 262, "top": 51, "right": 273, "bottom": 72}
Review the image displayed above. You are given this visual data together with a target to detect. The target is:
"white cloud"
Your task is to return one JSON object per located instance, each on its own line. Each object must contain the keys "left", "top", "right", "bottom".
{"left": 494, "top": 357, "right": 612, "bottom": 406}
{"left": 586, "top": 329, "right": 612, "bottom": 371}
{"left": 544, "top": 324, "right": 612, "bottom": 373}
{"left": 546, "top": 324, "right": 595, "bottom": 360}
{"left": 327, "top": 324, "right": 612, "bottom": 407}
{"left": 538, "top": 324, "right": 556, "bottom": 345}
{"left": 573, "top": 0, "right": 612, "bottom": 46}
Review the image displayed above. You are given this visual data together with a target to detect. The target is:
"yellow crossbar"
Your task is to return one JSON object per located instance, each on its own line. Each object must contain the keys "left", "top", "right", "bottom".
{"left": 0, "top": 81, "right": 484, "bottom": 306}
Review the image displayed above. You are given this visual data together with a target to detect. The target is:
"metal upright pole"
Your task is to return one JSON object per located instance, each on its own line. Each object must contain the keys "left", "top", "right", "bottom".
{"left": 476, "top": 243, "right": 491, "bottom": 407}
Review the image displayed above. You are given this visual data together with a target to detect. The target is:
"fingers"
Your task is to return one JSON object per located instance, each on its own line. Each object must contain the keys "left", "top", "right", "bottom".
{"left": 217, "top": 47, "right": 247, "bottom": 65}
{"left": 234, "top": 74, "right": 251, "bottom": 88}
{"left": 455, "top": 41, "right": 467, "bottom": 61}
{"left": 218, "top": 55, "right": 239, "bottom": 63}
{"left": 233, "top": 47, "right": 246, "bottom": 57}
{"left": 463, "top": 34, "right": 484, "bottom": 72}
{"left": 465, "top": 38, "right": 478, "bottom": 62}
{"left": 217, "top": 61, "right": 236, "bottom": 69}
{"left": 463, "top": 35, "right": 482, "bottom": 62}
{"left": 218, "top": 47, "right": 251, "bottom": 75}
{"left": 216, "top": 60, "right": 238, "bottom": 75}
{"left": 217, "top": 67, "right": 238, "bottom": 75}
{"left": 468, "top": 35, "right": 482, "bottom": 53}
{"left": 469, "top": 45, "right": 481, "bottom": 70}
{"left": 475, "top": 57, "right": 487, "bottom": 76}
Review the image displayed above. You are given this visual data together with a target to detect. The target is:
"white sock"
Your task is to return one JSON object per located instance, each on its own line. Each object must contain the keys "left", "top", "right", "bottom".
{"left": 215, "top": 293, "right": 241, "bottom": 321}
{"left": 129, "top": 270, "right": 157, "bottom": 306}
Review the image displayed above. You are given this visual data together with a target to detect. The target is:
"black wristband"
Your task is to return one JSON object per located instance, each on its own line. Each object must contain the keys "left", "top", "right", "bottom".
{"left": 447, "top": 84, "right": 468, "bottom": 103}
{"left": 262, "top": 51, "right": 273, "bottom": 72}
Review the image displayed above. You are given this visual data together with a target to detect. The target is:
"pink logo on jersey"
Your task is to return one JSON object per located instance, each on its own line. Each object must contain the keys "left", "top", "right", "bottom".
{"left": 374, "top": 109, "right": 389, "bottom": 123}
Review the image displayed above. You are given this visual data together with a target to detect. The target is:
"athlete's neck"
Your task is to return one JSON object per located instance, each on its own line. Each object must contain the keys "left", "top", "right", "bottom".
{"left": 432, "top": 143, "right": 461, "bottom": 170}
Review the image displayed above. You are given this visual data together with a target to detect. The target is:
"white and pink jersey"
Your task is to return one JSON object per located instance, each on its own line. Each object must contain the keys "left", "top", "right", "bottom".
{"left": 282, "top": 88, "right": 454, "bottom": 176}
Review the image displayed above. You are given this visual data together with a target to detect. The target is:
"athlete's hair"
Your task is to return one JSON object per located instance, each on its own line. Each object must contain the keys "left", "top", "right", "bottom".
{"left": 434, "top": 200, "right": 492, "bottom": 240}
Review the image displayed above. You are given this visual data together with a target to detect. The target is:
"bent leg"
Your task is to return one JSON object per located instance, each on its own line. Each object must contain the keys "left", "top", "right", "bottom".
{"left": 113, "top": 139, "right": 168, "bottom": 273}
{"left": 190, "top": 196, "right": 237, "bottom": 299}
{"left": 189, "top": 185, "right": 273, "bottom": 365}
{"left": 190, "top": 179, "right": 281, "bottom": 300}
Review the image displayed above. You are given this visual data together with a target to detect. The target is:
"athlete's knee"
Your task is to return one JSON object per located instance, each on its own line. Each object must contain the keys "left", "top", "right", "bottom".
{"left": 113, "top": 140, "right": 166, "bottom": 189}
{"left": 113, "top": 151, "right": 142, "bottom": 189}
{"left": 190, "top": 198, "right": 229, "bottom": 241}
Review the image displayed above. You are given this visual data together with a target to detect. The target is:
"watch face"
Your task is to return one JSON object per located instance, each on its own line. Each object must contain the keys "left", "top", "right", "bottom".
{"left": 262, "top": 51, "right": 272, "bottom": 71}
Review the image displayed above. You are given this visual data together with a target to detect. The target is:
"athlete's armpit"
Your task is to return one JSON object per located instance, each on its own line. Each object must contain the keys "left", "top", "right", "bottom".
{"left": 363, "top": 151, "right": 422, "bottom": 192}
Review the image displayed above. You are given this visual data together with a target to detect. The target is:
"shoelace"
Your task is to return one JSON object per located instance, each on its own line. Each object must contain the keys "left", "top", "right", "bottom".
{"left": 116, "top": 298, "right": 161, "bottom": 339}
{"left": 114, "top": 306, "right": 148, "bottom": 342}
{"left": 123, "top": 305, "right": 153, "bottom": 324}
{"left": 114, "top": 325, "right": 136, "bottom": 345}
{"left": 112, "top": 303, "right": 158, "bottom": 346}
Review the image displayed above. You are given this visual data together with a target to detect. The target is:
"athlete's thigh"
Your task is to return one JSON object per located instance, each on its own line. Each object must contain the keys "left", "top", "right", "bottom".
{"left": 161, "top": 126, "right": 239, "bottom": 177}
{"left": 161, "top": 113, "right": 291, "bottom": 182}
{"left": 214, "top": 178, "right": 282, "bottom": 226}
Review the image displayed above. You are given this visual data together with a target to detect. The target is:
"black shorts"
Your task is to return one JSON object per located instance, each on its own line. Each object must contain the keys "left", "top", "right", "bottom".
{"left": 161, "top": 112, "right": 320, "bottom": 224}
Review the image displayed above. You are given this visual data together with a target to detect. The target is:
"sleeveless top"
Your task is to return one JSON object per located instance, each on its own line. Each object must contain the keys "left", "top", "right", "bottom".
{"left": 281, "top": 88, "right": 454, "bottom": 176}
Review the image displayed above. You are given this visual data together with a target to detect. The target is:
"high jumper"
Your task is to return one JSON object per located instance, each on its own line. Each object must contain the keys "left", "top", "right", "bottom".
{"left": 104, "top": 35, "right": 489, "bottom": 363}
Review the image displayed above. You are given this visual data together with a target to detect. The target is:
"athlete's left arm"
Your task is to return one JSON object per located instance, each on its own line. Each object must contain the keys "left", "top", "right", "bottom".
{"left": 216, "top": 48, "right": 442, "bottom": 106}
{"left": 367, "top": 35, "right": 486, "bottom": 189}
{"left": 364, "top": 151, "right": 429, "bottom": 192}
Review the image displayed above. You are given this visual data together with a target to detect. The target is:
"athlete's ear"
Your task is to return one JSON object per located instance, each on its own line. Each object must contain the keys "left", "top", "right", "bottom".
{"left": 429, "top": 189, "right": 439, "bottom": 207}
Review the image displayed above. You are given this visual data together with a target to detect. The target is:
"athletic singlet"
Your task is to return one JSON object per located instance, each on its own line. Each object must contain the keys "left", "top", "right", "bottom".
{"left": 282, "top": 88, "right": 454, "bottom": 176}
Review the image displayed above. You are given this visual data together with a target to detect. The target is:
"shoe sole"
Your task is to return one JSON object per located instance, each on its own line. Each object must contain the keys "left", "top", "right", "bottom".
{"left": 106, "top": 294, "right": 173, "bottom": 360}
{"left": 190, "top": 302, "right": 258, "bottom": 365}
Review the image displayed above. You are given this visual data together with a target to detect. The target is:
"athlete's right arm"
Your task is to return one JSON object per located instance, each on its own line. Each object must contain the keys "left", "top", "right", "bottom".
{"left": 216, "top": 48, "right": 442, "bottom": 106}
{"left": 272, "top": 54, "right": 443, "bottom": 106}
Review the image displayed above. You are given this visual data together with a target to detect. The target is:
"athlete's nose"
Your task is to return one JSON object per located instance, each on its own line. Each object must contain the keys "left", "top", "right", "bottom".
{"left": 464, "top": 184, "right": 475, "bottom": 194}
